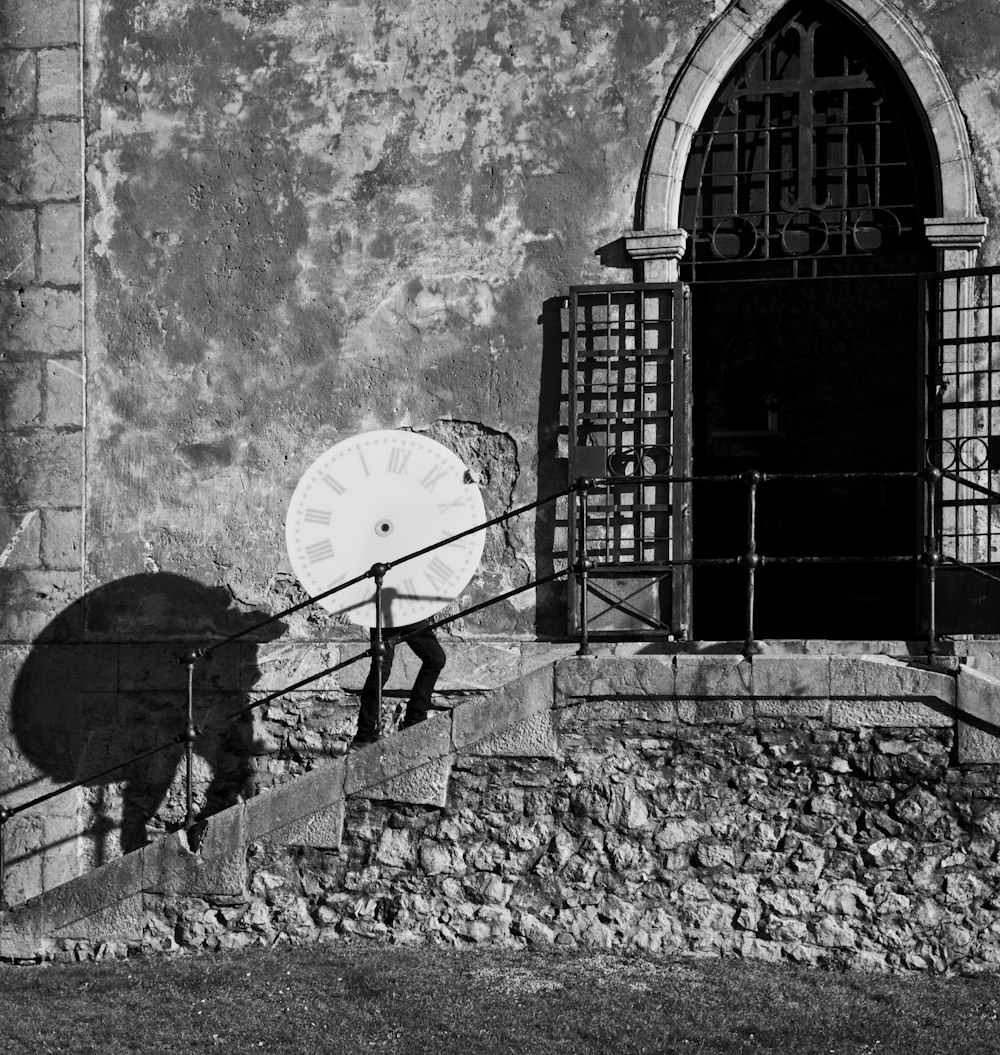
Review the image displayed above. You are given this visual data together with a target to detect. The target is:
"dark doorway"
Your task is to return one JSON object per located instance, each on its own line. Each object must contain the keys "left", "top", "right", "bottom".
{"left": 691, "top": 272, "right": 925, "bottom": 639}
{"left": 674, "top": 0, "right": 942, "bottom": 639}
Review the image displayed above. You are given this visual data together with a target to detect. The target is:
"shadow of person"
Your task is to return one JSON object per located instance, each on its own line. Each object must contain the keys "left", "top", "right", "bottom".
{"left": 10, "top": 572, "right": 285, "bottom": 858}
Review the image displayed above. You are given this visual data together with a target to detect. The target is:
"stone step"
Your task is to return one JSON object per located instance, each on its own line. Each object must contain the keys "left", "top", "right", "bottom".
{"left": 0, "top": 662, "right": 560, "bottom": 958}
{"left": 2, "top": 651, "right": 984, "bottom": 962}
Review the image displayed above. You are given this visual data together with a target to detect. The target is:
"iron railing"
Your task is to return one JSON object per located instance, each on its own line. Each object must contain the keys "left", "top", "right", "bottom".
{"left": 2, "top": 466, "right": 1000, "bottom": 909}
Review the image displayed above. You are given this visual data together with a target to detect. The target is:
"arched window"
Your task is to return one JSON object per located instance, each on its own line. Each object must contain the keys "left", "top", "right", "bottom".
{"left": 679, "top": 0, "right": 937, "bottom": 279}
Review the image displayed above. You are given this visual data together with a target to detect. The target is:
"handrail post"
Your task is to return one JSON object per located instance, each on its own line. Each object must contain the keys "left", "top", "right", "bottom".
{"left": 575, "top": 477, "right": 594, "bottom": 657}
{"left": 923, "top": 466, "right": 942, "bottom": 661}
{"left": 181, "top": 650, "right": 199, "bottom": 830}
{"left": 371, "top": 563, "right": 388, "bottom": 735}
{"left": 742, "top": 470, "right": 762, "bottom": 661}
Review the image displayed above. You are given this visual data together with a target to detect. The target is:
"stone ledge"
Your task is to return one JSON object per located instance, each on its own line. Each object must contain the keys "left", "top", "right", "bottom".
{"left": 51, "top": 891, "right": 144, "bottom": 942}
{"left": 751, "top": 656, "right": 831, "bottom": 697}
{"left": 244, "top": 759, "right": 345, "bottom": 842}
{"left": 956, "top": 666, "right": 1000, "bottom": 763}
{"left": 453, "top": 665, "right": 553, "bottom": 746}
{"left": 675, "top": 655, "right": 751, "bottom": 698}
{"left": 566, "top": 699, "right": 679, "bottom": 723}
{"left": 755, "top": 698, "right": 828, "bottom": 720}
{"left": 830, "top": 699, "right": 954, "bottom": 729}
{"left": 554, "top": 656, "right": 673, "bottom": 700}
{"left": 829, "top": 657, "right": 955, "bottom": 705}
{"left": 357, "top": 756, "right": 452, "bottom": 808}
{"left": 344, "top": 716, "right": 451, "bottom": 796}
{"left": 259, "top": 801, "right": 345, "bottom": 848}
{"left": 463, "top": 711, "right": 560, "bottom": 758}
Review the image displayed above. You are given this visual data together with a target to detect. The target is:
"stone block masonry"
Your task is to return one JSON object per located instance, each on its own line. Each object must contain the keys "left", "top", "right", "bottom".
{"left": 8, "top": 654, "right": 1000, "bottom": 975}
{"left": 0, "top": 0, "right": 85, "bottom": 647}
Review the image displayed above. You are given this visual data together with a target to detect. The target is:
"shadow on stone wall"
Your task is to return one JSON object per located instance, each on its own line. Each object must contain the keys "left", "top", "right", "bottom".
{"left": 9, "top": 573, "right": 284, "bottom": 862}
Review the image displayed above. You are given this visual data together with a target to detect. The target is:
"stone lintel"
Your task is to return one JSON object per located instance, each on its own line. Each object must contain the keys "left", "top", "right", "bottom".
{"left": 623, "top": 228, "right": 688, "bottom": 261}
{"left": 0, "top": 0, "right": 79, "bottom": 48}
{"left": 923, "top": 216, "right": 988, "bottom": 248}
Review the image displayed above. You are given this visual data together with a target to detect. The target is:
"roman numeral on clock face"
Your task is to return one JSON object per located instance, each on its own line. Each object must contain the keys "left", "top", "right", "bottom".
{"left": 387, "top": 446, "right": 411, "bottom": 474}
{"left": 425, "top": 555, "right": 455, "bottom": 590}
{"left": 304, "top": 507, "right": 332, "bottom": 525}
{"left": 320, "top": 472, "right": 345, "bottom": 495}
{"left": 421, "top": 464, "right": 448, "bottom": 491}
{"left": 304, "top": 539, "right": 335, "bottom": 563}
{"left": 437, "top": 496, "right": 469, "bottom": 512}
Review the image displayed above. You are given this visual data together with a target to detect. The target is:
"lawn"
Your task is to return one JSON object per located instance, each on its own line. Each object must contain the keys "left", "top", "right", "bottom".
{"left": 2, "top": 942, "right": 1000, "bottom": 1054}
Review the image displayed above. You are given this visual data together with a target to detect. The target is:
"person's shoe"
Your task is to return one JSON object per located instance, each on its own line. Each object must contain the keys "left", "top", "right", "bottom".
{"left": 348, "top": 733, "right": 381, "bottom": 751}
{"left": 400, "top": 713, "right": 427, "bottom": 730}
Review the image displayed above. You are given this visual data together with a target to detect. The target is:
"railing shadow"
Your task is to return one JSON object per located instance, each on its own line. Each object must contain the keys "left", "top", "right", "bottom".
{"left": 6, "top": 573, "right": 284, "bottom": 878}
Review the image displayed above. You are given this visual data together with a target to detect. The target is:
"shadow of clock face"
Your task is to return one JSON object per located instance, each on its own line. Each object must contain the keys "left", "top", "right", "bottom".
{"left": 285, "top": 430, "right": 486, "bottom": 628}
{"left": 9, "top": 573, "right": 284, "bottom": 859}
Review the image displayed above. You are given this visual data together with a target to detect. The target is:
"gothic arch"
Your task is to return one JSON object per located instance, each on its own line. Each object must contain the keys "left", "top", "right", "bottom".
{"left": 633, "top": 0, "right": 984, "bottom": 267}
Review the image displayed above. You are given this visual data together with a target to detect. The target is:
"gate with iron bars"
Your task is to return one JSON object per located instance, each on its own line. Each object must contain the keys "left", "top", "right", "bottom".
{"left": 927, "top": 265, "right": 1000, "bottom": 635}
{"left": 564, "top": 282, "right": 692, "bottom": 640}
{"left": 564, "top": 266, "right": 1000, "bottom": 641}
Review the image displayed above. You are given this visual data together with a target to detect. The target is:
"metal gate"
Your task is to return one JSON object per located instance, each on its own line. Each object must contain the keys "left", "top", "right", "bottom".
{"left": 926, "top": 265, "right": 1000, "bottom": 633}
{"left": 565, "top": 283, "right": 691, "bottom": 638}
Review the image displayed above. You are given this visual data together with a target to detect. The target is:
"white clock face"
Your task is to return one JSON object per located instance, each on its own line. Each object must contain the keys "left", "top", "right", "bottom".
{"left": 285, "top": 430, "right": 486, "bottom": 628}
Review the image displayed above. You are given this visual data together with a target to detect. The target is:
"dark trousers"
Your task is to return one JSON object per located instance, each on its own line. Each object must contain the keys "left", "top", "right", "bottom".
{"left": 357, "top": 620, "right": 446, "bottom": 738}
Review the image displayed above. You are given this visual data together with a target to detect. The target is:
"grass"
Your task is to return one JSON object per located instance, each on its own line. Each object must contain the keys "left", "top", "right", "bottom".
{"left": 2, "top": 943, "right": 1000, "bottom": 1054}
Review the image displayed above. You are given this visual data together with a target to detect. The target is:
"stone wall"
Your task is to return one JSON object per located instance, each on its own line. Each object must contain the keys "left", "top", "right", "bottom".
{"left": 237, "top": 663, "right": 997, "bottom": 973}
{"left": 11, "top": 654, "right": 1000, "bottom": 975}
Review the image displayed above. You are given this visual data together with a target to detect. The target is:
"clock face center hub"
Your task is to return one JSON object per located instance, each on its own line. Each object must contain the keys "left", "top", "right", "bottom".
{"left": 375, "top": 518, "right": 394, "bottom": 538}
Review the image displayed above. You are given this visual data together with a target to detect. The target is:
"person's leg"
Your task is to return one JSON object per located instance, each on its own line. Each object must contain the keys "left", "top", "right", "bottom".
{"left": 401, "top": 622, "right": 446, "bottom": 725}
{"left": 356, "top": 631, "right": 396, "bottom": 741}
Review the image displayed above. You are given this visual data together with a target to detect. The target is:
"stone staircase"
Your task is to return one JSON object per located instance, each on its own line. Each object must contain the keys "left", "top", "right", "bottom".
{"left": 0, "top": 662, "right": 558, "bottom": 959}
{"left": 5, "top": 650, "right": 1000, "bottom": 968}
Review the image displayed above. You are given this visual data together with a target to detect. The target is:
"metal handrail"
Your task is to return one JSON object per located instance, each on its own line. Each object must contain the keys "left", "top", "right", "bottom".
{"left": 580, "top": 464, "right": 1000, "bottom": 657}
{"left": 0, "top": 479, "right": 592, "bottom": 906}
{"left": 3, "top": 464, "right": 1000, "bottom": 907}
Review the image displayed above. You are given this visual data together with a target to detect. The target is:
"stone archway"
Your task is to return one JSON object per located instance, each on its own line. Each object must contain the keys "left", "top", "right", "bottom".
{"left": 628, "top": 0, "right": 985, "bottom": 277}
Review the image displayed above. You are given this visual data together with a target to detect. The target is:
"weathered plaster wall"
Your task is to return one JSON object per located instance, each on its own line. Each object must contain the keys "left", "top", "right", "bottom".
{"left": 81, "top": 0, "right": 1000, "bottom": 616}
{"left": 83, "top": 0, "right": 703, "bottom": 616}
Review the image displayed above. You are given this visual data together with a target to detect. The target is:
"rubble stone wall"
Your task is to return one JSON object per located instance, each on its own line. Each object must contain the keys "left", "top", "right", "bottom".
{"left": 235, "top": 698, "right": 996, "bottom": 974}
{"left": 27, "top": 656, "right": 1000, "bottom": 975}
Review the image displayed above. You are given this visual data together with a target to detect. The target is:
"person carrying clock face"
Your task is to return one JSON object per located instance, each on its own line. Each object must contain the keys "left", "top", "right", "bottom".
{"left": 284, "top": 430, "right": 487, "bottom": 751}
{"left": 351, "top": 614, "right": 446, "bottom": 749}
